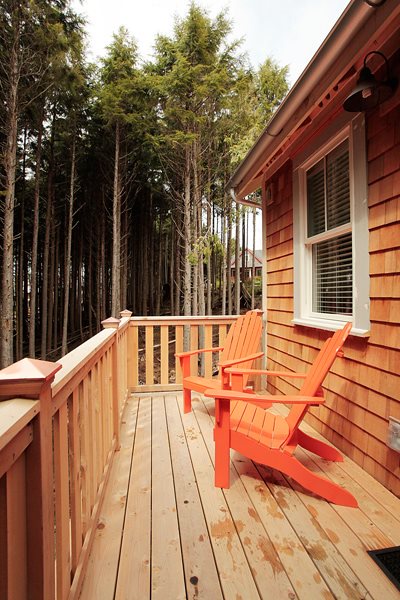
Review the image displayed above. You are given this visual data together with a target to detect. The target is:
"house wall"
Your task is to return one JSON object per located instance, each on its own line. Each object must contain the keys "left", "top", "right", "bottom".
{"left": 264, "top": 94, "right": 400, "bottom": 496}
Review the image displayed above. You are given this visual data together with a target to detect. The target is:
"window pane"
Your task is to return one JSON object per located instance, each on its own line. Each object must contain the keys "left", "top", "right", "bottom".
{"left": 312, "top": 233, "right": 352, "bottom": 315}
{"left": 307, "top": 160, "right": 325, "bottom": 237}
{"left": 327, "top": 140, "right": 350, "bottom": 230}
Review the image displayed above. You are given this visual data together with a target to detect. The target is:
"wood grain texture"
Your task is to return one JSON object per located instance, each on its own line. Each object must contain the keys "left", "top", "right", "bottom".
{"left": 79, "top": 391, "right": 400, "bottom": 600}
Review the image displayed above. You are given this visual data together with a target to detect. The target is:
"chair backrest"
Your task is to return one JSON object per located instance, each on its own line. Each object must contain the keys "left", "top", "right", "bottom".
{"left": 286, "top": 322, "right": 352, "bottom": 434}
{"left": 220, "top": 310, "right": 263, "bottom": 386}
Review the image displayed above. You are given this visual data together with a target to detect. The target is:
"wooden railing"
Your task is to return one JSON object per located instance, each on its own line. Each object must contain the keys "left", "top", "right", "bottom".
{"left": 0, "top": 311, "right": 240, "bottom": 599}
{"left": 128, "top": 315, "right": 238, "bottom": 392}
{"left": 0, "top": 311, "right": 131, "bottom": 600}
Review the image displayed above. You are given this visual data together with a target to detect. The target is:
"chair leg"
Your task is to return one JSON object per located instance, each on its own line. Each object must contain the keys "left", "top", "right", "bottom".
{"left": 183, "top": 388, "right": 192, "bottom": 413}
{"left": 214, "top": 398, "right": 230, "bottom": 488}
{"left": 267, "top": 451, "right": 358, "bottom": 507}
{"left": 297, "top": 430, "right": 343, "bottom": 462}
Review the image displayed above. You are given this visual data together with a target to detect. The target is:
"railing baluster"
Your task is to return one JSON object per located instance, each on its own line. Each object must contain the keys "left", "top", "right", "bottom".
{"left": 81, "top": 377, "right": 90, "bottom": 537}
{"left": 219, "top": 322, "right": 228, "bottom": 348}
{"left": 69, "top": 388, "right": 82, "bottom": 577}
{"left": 175, "top": 325, "right": 184, "bottom": 384}
{"left": 0, "top": 474, "right": 7, "bottom": 598}
{"left": 146, "top": 326, "right": 154, "bottom": 385}
{"left": 190, "top": 325, "right": 199, "bottom": 374}
{"left": 204, "top": 324, "right": 213, "bottom": 379}
{"left": 6, "top": 454, "right": 27, "bottom": 600}
{"left": 131, "top": 324, "right": 138, "bottom": 388}
{"left": 160, "top": 325, "right": 169, "bottom": 385}
{"left": 54, "top": 401, "right": 71, "bottom": 599}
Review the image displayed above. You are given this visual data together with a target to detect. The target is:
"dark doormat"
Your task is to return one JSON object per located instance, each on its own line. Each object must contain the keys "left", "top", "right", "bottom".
{"left": 368, "top": 546, "right": 400, "bottom": 591}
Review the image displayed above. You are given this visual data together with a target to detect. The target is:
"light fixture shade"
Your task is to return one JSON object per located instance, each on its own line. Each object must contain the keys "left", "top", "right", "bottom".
{"left": 343, "top": 54, "right": 398, "bottom": 112}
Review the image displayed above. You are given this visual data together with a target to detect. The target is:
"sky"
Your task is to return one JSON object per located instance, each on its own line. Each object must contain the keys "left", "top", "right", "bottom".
{"left": 71, "top": 0, "right": 350, "bottom": 248}
{"left": 72, "top": 0, "right": 350, "bottom": 86}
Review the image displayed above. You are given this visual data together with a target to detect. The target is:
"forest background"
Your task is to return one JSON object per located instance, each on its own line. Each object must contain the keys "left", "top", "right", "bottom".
{"left": 0, "top": 0, "right": 290, "bottom": 368}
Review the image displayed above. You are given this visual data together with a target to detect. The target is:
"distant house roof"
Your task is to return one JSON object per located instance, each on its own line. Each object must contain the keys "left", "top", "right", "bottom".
{"left": 230, "top": 249, "right": 262, "bottom": 269}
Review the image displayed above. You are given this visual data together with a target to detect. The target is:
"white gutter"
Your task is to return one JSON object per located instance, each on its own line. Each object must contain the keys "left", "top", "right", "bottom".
{"left": 228, "top": 0, "right": 394, "bottom": 198}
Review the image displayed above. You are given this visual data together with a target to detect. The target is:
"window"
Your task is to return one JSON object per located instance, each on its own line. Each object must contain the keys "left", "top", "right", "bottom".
{"left": 293, "top": 116, "right": 370, "bottom": 335}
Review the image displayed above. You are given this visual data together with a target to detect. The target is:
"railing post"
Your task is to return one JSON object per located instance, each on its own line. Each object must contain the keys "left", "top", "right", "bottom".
{"left": 120, "top": 309, "right": 132, "bottom": 397}
{"left": 0, "top": 358, "right": 61, "bottom": 600}
{"left": 102, "top": 317, "right": 120, "bottom": 449}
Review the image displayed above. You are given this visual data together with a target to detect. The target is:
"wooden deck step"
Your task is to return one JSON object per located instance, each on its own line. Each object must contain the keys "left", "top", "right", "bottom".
{"left": 80, "top": 392, "right": 400, "bottom": 600}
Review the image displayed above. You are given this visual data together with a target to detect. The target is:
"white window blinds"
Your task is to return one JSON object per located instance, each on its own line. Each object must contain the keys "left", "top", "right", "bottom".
{"left": 312, "top": 233, "right": 352, "bottom": 314}
{"left": 306, "top": 140, "right": 352, "bottom": 317}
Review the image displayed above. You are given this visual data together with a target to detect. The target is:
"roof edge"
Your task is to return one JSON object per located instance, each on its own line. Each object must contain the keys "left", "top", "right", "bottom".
{"left": 228, "top": 0, "right": 392, "bottom": 199}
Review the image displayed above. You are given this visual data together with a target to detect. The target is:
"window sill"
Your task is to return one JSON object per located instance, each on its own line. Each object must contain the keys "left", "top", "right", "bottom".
{"left": 291, "top": 317, "right": 370, "bottom": 337}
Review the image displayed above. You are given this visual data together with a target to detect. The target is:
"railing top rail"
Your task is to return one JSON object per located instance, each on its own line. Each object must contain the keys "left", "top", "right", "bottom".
{"left": 52, "top": 315, "right": 130, "bottom": 401}
{"left": 129, "top": 315, "right": 240, "bottom": 326}
{"left": 0, "top": 398, "right": 39, "bottom": 452}
{"left": 52, "top": 327, "right": 115, "bottom": 397}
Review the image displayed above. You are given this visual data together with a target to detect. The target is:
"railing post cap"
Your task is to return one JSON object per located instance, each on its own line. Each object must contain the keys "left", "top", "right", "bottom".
{"left": 0, "top": 358, "right": 62, "bottom": 383}
{"left": 102, "top": 317, "right": 120, "bottom": 329}
{"left": 120, "top": 309, "right": 132, "bottom": 318}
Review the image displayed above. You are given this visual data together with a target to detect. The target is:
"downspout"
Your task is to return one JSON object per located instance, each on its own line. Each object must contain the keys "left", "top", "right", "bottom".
{"left": 260, "top": 176, "right": 268, "bottom": 388}
{"left": 230, "top": 184, "right": 268, "bottom": 389}
{"left": 230, "top": 188, "right": 241, "bottom": 314}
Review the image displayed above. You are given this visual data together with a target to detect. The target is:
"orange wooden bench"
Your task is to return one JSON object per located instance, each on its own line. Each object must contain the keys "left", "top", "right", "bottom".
{"left": 205, "top": 322, "right": 357, "bottom": 507}
{"left": 176, "top": 310, "right": 264, "bottom": 414}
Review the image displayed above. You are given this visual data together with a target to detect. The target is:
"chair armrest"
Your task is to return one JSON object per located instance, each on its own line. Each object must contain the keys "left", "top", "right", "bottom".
{"left": 204, "top": 388, "right": 324, "bottom": 405}
{"left": 175, "top": 346, "right": 224, "bottom": 359}
{"left": 219, "top": 351, "right": 264, "bottom": 369}
{"left": 226, "top": 368, "right": 307, "bottom": 378}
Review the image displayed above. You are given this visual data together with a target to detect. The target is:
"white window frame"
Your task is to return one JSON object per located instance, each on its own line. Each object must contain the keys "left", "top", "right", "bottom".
{"left": 293, "top": 114, "right": 370, "bottom": 336}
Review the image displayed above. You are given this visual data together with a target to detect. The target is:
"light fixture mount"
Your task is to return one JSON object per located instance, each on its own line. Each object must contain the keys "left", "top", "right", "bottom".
{"left": 343, "top": 50, "right": 397, "bottom": 112}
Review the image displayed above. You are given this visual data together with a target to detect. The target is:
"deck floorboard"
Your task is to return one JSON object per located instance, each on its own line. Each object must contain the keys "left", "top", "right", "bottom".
{"left": 80, "top": 392, "right": 400, "bottom": 600}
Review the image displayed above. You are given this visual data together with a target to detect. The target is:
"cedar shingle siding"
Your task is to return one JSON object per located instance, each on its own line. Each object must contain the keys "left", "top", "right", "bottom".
{"left": 265, "top": 94, "right": 400, "bottom": 495}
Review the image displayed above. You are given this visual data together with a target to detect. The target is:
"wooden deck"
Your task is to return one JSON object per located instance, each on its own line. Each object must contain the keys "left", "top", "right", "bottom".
{"left": 79, "top": 392, "right": 400, "bottom": 600}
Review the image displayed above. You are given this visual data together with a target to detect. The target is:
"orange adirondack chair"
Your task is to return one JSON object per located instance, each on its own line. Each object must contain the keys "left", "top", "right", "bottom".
{"left": 205, "top": 322, "right": 358, "bottom": 507}
{"left": 176, "top": 310, "right": 264, "bottom": 414}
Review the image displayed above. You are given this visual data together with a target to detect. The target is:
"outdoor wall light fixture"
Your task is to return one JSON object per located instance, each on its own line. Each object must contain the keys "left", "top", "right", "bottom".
{"left": 343, "top": 50, "right": 398, "bottom": 112}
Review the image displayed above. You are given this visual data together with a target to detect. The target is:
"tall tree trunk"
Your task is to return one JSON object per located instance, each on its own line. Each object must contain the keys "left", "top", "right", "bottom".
{"left": 183, "top": 146, "right": 191, "bottom": 317}
{"left": 169, "top": 226, "right": 175, "bottom": 314}
{"left": 221, "top": 210, "right": 227, "bottom": 316}
{"left": 17, "top": 126, "right": 27, "bottom": 361}
{"left": 47, "top": 212, "right": 56, "bottom": 354}
{"left": 148, "top": 193, "right": 154, "bottom": 314}
{"left": 96, "top": 215, "right": 102, "bottom": 328}
{"left": 29, "top": 107, "right": 44, "bottom": 357}
{"left": 227, "top": 198, "right": 232, "bottom": 315}
{"left": 78, "top": 230, "right": 83, "bottom": 341}
{"left": 206, "top": 165, "right": 212, "bottom": 315}
{"left": 111, "top": 121, "right": 121, "bottom": 317}
{"left": 1, "top": 6, "right": 20, "bottom": 367}
{"left": 61, "top": 135, "right": 76, "bottom": 356}
{"left": 88, "top": 219, "right": 93, "bottom": 336}
{"left": 101, "top": 212, "right": 106, "bottom": 321}
{"left": 120, "top": 194, "right": 128, "bottom": 311}
{"left": 41, "top": 107, "right": 56, "bottom": 358}
{"left": 40, "top": 192, "right": 52, "bottom": 359}
{"left": 53, "top": 227, "right": 59, "bottom": 352}
{"left": 156, "top": 216, "right": 162, "bottom": 315}
{"left": 192, "top": 141, "right": 199, "bottom": 316}
{"left": 174, "top": 220, "right": 182, "bottom": 315}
